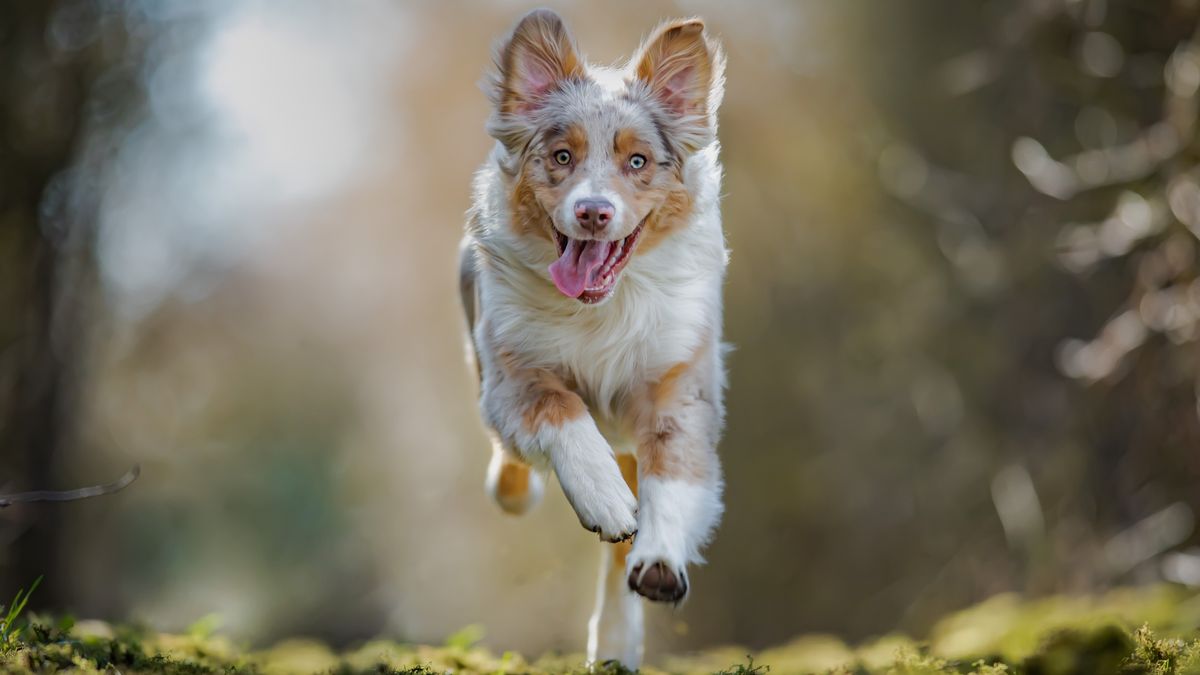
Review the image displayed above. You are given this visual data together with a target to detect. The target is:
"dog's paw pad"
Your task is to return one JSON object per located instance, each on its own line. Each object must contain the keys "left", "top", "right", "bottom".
{"left": 628, "top": 560, "right": 688, "bottom": 603}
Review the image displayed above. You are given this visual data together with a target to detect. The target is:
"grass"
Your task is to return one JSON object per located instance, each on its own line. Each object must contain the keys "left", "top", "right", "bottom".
{"left": 4, "top": 585, "right": 1200, "bottom": 673}
{"left": 1, "top": 577, "right": 41, "bottom": 651}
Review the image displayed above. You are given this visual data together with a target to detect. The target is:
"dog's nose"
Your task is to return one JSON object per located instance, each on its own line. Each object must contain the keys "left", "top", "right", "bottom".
{"left": 574, "top": 198, "right": 615, "bottom": 233}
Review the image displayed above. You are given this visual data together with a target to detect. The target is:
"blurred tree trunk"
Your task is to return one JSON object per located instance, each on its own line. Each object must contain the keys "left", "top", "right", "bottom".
{"left": 867, "top": 0, "right": 1200, "bottom": 594}
{"left": 0, "top": 0, "right": 95, "bottom": 606}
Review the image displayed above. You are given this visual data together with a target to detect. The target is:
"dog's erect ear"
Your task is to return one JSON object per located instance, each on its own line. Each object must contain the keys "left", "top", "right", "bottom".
{"left": 633, "top": 18, "right": 723, "bottom": 152}
{"left": 492, "top": 9, "right": 583, "bottom": 116}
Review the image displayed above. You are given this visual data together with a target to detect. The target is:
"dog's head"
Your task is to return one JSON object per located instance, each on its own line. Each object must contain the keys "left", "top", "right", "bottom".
{"left": 485, "top": 10, "right": 724, "bottom": 304}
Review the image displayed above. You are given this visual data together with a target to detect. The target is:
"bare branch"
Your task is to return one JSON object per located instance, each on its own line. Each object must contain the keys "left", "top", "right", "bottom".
{"left": 0, "top": 465, "right": 140, "bottom": 508}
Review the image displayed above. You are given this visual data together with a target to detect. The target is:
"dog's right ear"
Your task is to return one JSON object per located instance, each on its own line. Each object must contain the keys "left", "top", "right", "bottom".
{"left": 632, "top": 18, "right": 723, "bottom": 154}
{"left": 488, "top": 9, "right": 583, "bottom": 117}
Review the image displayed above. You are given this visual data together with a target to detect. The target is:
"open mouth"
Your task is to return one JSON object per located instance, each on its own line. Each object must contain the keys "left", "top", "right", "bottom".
{"left": 548, "top": 222, "right": 644, "bottom": 304}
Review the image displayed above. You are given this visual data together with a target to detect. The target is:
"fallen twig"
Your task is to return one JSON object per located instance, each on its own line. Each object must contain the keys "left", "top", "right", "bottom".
{"left": 0, "top": 465, "right": 140, "bottom": 508}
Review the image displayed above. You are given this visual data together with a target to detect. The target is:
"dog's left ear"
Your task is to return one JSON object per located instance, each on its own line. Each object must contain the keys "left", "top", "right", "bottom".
{"left": 486, "top": 10, "right": 584, "bottom": 151}
{"left": 493, "top": 9, "right": 584, "bottom": 116}
{"left": 633, "top": 18, "right": 724, "bottom": 152}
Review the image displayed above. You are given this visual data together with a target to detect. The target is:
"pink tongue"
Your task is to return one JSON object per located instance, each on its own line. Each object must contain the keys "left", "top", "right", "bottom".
{"left": 548, "top": 238, "right": 615, "bottom": 298}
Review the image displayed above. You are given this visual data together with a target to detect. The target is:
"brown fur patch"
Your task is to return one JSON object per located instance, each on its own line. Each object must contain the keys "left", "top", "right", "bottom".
{"left": 637, "top": 187, "right": 693, "bottom": 254}
{"left": 628, "top": 342, "right": 709, "bottom": 426}
{"left": 495, "top": 348, "right": 522, "bottom": 376}
{"left": 614, "top": 128, "right": 651, "bottom": 171}
{"left": 633, "top": 342, "right": 712, "bottom": 482}
{"left": 508, "top": 171, "right": 546, "bottom": 239}
{"left": 640, "top": 415, "right": 710, "bottom": 480}
{"left": 617, "top": 453, "right": 639, "bottom": 497}
{"left": 564, "top": 124, "right": 589, "bottom": 158}
{"left": 520, "top": 369, "right": 587, "bottom": 433}
{"left": 651, "top": 360, "right": 691, "bottom": 409}
{"left": 496, "top": 460, "right": 531, "bottom": 501}
{"left": 611, "top": 453, "right": 638, "bottom": 565}
{"left": 488, "top": 333, "right": 587, "bottom": 434}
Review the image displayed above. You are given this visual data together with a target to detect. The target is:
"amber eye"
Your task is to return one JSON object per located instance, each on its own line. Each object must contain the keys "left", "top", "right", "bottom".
{"left": 629, "top": 154, "right": 647, "bottom": 170}
{"left": 554, "top": 149, "right": 572, "bottom": 165}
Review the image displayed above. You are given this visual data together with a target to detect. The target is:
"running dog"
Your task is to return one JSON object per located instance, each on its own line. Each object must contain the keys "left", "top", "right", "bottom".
{"left": 459, "top": 9, "right": 727, "bottom": 668}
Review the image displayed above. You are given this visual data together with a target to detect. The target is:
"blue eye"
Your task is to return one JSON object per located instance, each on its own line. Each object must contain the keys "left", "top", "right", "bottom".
{"left": 554, "top": 150, "right": 572, "bottom": 165}
{"left": 629, "top": 154, "right": 647, "bottom": 169}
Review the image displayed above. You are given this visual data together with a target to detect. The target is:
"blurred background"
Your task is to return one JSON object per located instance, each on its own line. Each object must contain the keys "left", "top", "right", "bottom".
{"left": 2, "top": 0, "right": 1200, "bottom": 663}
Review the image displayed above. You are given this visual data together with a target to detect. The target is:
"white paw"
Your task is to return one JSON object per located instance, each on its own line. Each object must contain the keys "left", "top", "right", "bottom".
{"left": 557, "top": 454, "right": 637, "bottom": 542}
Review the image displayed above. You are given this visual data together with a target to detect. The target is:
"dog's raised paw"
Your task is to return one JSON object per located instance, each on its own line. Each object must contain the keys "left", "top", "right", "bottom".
{"left": 558, "top": 454, "right": 638, "bottom": 542}
{"left": 573, "top": 493, "right": 637, "bottom": 542}
{"left": 627, "top": 560, "right": 688, "bottom": 603}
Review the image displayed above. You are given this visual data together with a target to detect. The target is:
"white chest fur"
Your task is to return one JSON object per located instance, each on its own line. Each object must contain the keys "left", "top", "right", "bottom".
{"left": 481, "top": 251, "right": 720, "bottom": 417}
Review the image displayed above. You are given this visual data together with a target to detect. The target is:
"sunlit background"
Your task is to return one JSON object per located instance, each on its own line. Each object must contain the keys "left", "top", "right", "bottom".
{"left": 3, "top": 0, "right": 1200, "bottom": 663}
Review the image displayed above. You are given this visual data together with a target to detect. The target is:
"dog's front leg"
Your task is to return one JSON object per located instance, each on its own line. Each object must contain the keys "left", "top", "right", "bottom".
{"left": 628, "top": 362, "right": 724, "bottom": 603}
{"left": 480, "top": 363, "right": 637, "bottom": 542}
{"left": 547, "top": 418, "right": 639, "bottom": 542}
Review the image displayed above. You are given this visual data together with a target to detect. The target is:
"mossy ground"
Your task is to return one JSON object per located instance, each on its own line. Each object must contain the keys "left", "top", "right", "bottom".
{"left": 5, "top": 586, "right": 1200, "bottom": 674}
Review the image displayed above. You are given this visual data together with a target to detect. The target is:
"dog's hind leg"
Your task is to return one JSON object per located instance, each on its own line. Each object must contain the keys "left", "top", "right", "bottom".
{"left": 485, "top": 439, "right": 544, "bottom": 515}
{"left": 587, "top": 453, "right": 644, "bottom": 669}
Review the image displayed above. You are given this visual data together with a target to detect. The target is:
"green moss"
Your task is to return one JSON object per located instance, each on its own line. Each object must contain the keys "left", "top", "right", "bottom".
{"left": 4, "top": 586, "right": 1200, "bottom": 674}
{"left": 1125, "top": 624, "right": 1200, "bottom": 675}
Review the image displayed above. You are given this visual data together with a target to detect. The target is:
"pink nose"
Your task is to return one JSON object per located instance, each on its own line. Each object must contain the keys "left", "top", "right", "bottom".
{"left": 574, "top": 198, "right": 615, "bottom": 233}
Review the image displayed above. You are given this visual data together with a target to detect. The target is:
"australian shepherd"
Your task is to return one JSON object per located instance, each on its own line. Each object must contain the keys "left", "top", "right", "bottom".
{"left": 458, "top": 9, "right": 727, "bottom": 669}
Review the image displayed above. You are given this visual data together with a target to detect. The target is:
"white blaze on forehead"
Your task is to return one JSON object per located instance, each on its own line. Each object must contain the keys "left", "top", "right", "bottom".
{"left": 588, "top": 66, "right": 628, "bottom": 97}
